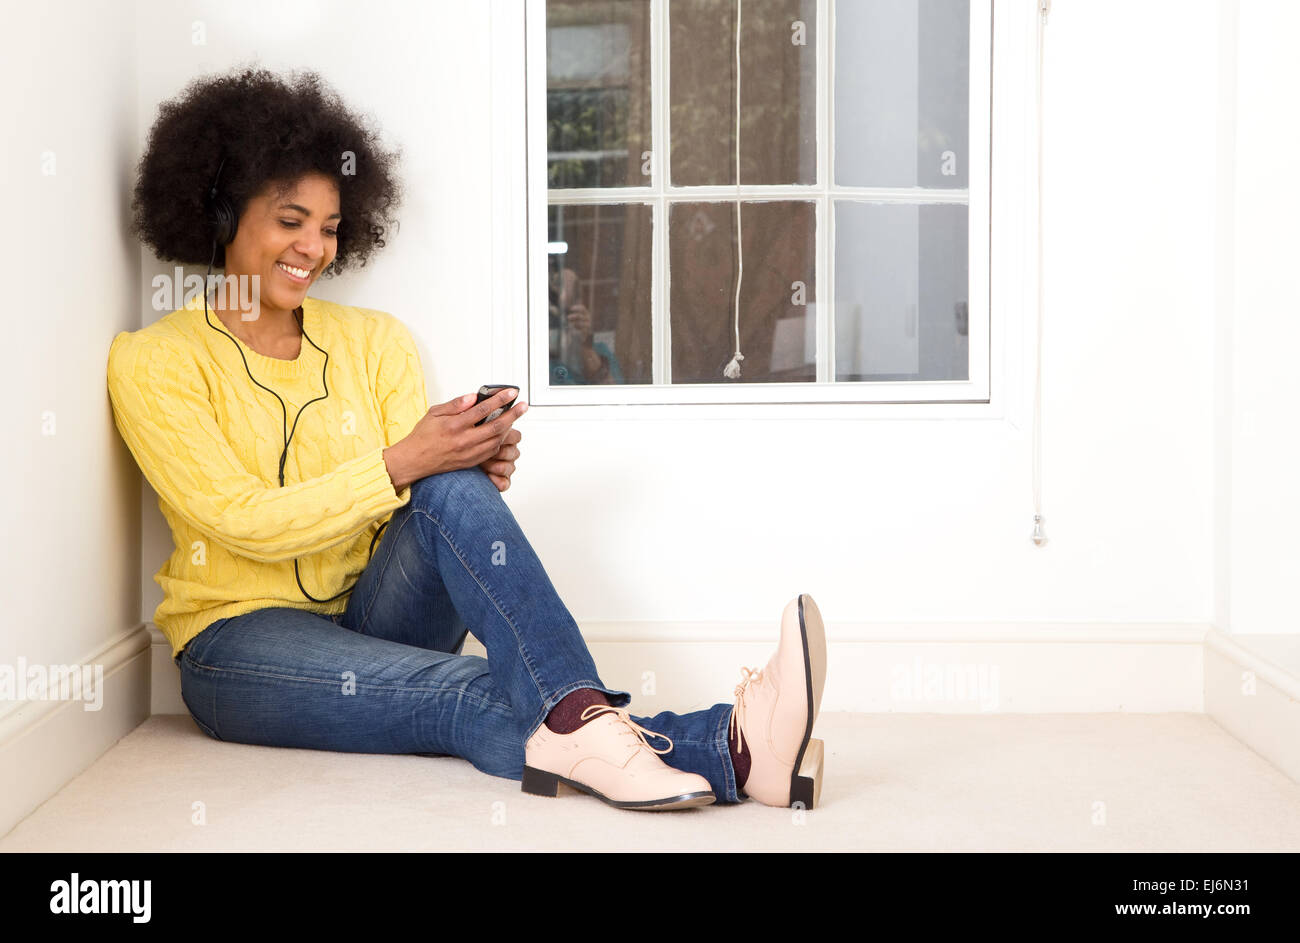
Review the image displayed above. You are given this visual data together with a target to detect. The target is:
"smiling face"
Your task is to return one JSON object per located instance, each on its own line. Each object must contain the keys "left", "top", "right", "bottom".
{"left": 222, "top": 172, "right": 340, "bottom": 321}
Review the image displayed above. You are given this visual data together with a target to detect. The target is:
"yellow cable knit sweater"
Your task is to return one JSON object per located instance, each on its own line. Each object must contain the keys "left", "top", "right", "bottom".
{"left": 106, "top": 292, "right": 430, "bottom": 658}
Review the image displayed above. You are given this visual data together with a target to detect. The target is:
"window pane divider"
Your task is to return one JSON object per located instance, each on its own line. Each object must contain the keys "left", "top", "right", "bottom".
{"left": 651, "top": 0, "right": 668, "bottom": 386}
{"left": 548, "top": 186, "right": 970, "bottom": 203}
{"left": 819, "top": 0, "right": 831, "bottom": 384}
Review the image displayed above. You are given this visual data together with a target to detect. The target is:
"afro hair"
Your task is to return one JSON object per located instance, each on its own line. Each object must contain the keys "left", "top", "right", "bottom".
{"left": 129, "top": 64, "right": 403, "bottom": 278}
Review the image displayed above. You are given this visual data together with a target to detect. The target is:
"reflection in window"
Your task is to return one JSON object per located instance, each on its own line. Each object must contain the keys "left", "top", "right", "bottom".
{"left": 835, "top": 0, "right": 970, "bottom": 189}
{"left": 547, "top": 1, "right": 651, "bottom": 189}
{"left": 669, "top": 0, "right": 817, "bottom": 187}
{"left": 834, "top": 201, "right": 968, "bottom": 381}
{"left": 669, "top": 201, "right": 816, "bottom": 383}
{"left": 548, "top": 203, "right": 652, "bottom": 384}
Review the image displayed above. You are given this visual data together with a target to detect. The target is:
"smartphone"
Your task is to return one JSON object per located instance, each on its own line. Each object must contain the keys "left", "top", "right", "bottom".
{"left": 473, "top": 384, "right": 520, "bottom": 427}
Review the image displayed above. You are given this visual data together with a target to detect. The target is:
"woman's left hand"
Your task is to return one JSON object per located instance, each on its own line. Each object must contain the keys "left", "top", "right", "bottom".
{"left": 479, "top": 428, "right": 522, "bottom": 492}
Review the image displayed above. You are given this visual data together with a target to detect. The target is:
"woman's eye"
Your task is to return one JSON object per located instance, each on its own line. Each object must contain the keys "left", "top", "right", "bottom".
{"left": 280, "top": 220, "right": 339, "bottom": 237}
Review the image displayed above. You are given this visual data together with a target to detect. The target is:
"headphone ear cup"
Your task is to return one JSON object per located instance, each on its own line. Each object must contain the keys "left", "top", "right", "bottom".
{"left": 210, "top": 195, "right": 237, "bottom": 247}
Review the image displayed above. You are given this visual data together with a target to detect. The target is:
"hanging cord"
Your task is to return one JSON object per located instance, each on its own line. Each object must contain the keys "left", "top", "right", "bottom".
{"left": 723, "top": 0, "right": 746, "bottom": 379}
{"left": 1031, "top": 0, "right": 1049, "bottom": 547}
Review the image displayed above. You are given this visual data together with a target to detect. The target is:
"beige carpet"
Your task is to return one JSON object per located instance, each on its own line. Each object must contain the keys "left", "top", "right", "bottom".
{"left": 4, "top": 711, "right": 1300, "bottom": 852}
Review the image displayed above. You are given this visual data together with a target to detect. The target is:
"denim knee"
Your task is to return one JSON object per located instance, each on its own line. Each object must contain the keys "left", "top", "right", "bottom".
{"left": 408, "top": 466, "right": 494, "bottom": 510}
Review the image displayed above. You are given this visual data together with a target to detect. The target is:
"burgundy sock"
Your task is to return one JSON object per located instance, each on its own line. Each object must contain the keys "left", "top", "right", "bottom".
{"left": 728, "top": 710, "right": 751, "bottom": 791}
{"left": 544, "top": 687, "right": 613, "bottom": 734}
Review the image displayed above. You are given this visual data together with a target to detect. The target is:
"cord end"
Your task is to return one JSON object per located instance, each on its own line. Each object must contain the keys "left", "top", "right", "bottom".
{"left": 723, "top": 351, "right": 745, "bottom": 379}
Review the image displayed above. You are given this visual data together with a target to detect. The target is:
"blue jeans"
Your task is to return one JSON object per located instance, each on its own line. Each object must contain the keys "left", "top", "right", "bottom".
{"left": 176, "top": 465, "right": 742, "bottom": 803}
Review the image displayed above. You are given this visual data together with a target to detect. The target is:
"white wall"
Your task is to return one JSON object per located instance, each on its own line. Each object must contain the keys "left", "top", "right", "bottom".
{"left": 1221, "top": 0, "right": 1299, "bottom": 637}
{"left": 0, "top": 1, "right": 140, "bottom": 720}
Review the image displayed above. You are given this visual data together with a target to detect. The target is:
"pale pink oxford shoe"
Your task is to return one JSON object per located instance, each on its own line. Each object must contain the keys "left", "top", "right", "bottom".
{"left": 522, "top": 705, "right": 716, "bottom": 811}
{"left": 730, "top": 593, "right": 828, "bottom": 808}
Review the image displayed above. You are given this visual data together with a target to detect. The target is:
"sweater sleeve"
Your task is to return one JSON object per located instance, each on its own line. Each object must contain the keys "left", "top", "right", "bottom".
{"left": 375, "top": 313, "right": 430, "bottom": 449}
{"left": 106, "top": 331, "right": 410, "bottom": 564}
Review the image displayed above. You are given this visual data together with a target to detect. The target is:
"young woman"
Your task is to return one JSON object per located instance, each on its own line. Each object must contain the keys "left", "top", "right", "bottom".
{"left": 108, "top": 66, "right": 827, "bottom": 811}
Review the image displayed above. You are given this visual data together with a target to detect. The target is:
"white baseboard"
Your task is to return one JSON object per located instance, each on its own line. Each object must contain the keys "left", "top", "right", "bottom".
{"left": 1203, "top": 628, "right": 1300, "bottom": 784}
{"left": 149, "top": 620, "right": 1210, "bottom": 714}
{"left": 572, "top": 623, "right": 1210, "bottom": 715}
{"left": 150, "top": 626, "right": 185, "bottom": 716}
{"left": 0, "top": 625, "right": 152, "bottom": 839}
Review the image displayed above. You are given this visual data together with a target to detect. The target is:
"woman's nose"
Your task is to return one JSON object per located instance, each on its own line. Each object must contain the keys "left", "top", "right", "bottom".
{"left": 294, "top": 239, "right": 324, "bottom": 263}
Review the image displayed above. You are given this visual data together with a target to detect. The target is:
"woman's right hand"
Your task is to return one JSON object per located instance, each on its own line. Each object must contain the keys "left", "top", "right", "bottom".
{"left": 384, "top": 388, "right": 528, "bottom": 491}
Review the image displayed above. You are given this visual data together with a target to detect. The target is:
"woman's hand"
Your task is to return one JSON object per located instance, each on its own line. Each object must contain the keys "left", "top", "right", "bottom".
{"left": 479, "top": 428, "right": 522, "bottom": 492}
{"left": 383, "top": 388, "right": 528, "bottom": 492}
{"left": 564, "top": 302, "right": 593, "bottom": 345}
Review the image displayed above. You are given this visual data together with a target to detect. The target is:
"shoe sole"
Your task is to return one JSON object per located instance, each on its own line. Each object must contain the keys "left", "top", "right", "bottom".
{"left": 521, "top": 765, "right": 716, "bottom": 811}
{"left": 789, "top": 593, "right": 827, "bottom": 810}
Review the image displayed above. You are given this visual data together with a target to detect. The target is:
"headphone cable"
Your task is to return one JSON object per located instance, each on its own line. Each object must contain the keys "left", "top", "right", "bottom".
{"left": 200, "top": 240, "right": 387, "bottom": 603}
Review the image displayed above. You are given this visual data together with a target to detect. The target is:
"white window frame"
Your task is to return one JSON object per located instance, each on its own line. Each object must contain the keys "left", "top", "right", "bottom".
{"left": 509, "top": 0, "right": 1042, "bottom": 427}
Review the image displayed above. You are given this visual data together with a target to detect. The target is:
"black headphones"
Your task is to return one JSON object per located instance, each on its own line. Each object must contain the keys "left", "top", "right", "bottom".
{"left": 201, "top": 156, "right": 386, "bottom": 603}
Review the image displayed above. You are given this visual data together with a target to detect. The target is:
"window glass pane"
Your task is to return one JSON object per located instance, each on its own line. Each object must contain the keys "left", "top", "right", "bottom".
{"left": 547, "top": 0, "right": 652, "bottom": 189}
{"left": 834, "top": 0, "right": 969, "bottom": 189}
{"left": 834, "top": 201, "right": 968, "bottom": 381}
{"left": 548, "top": 203, "right": 653, "bottom": 384}
{"left": 670, "top": 0, "right": 817, "bottom": 187}
{"left": 669, "top": 200, "right": 816, "bottom": 382}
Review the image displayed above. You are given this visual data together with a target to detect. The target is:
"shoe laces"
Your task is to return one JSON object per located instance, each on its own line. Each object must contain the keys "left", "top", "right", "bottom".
{"left": 579, "top": 704, "right": 674, "bottom": 755}
{"left": 728, "top": 666, "right": 764, "bottom": 756}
